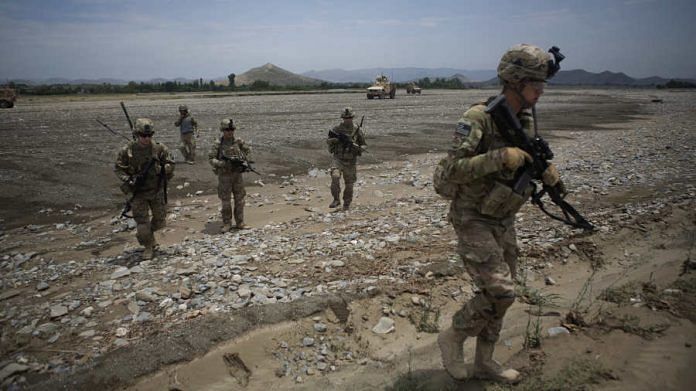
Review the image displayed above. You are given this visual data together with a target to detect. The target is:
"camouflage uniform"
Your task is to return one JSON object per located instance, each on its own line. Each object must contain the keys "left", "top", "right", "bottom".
{"left": 438, "top": 44, "right": 563, "bottom": 383}
{"left": 209, "top": 119, "right": 251, "bottom": 229}
{"left": 327, "top": 108, "right": 366, "bottom": 210}
{"left": 175, "top": 105, "right": 198, "bottom": 163}
{"left": 115, "top": 119, "right": 174, "bottom": 257}
{"left": 447, "top": 102, "right": 536, "bottom": 338}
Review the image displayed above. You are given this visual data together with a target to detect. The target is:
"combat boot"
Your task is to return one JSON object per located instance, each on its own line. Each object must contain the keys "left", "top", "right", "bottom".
{"left": 236, "top": 222, "right": 248, "bottom": 230}
{"left": 221, "top": 223, "right": 232, "bottom": 233}
{"left": 142, "top": 245, "right": 154, "bottom": 260}
{"left": 473, "top": 338, "right": 520, "bottom": 383}
{"left": 329, "top": 199, "right": 341, "bottom": 208}
{"left": 342, "top": 203, "right": 350, "bottom": 211}
{"left": 437, "top": 327, "right": 469, "bottom": 380}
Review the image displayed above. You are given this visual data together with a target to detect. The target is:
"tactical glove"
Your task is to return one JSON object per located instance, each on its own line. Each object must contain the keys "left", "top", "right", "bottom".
{"left": 500, "top": 147, "right": 533, "bottom": 170}
{"left": 542, "top": 163, "right": 560, "bottom": 186}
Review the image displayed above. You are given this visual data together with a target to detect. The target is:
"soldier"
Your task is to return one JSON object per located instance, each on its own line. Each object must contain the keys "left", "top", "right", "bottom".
{"left": 436, "top": 44, "right": 563, "bottom": 383}
{"left": 326, "top": 107, "right": 366, "bottom": 211}
{"left": 174, "top": 104, "right": 199, "bottom": 164}
{"left": 115, "top": 118, "right": 175, "bottom": 260}
{"left": 208, "top": 118, "right": 251, "bottom": 232}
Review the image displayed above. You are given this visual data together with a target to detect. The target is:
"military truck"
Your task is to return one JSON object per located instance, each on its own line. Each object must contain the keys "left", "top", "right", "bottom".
{"left": 366, "top": 74, "right": 396, "bottom": 99}
{"left": 406, "top": 83, "right": 422, "bottom": 95}
{"left": 0, "top": 87, "right": 17, "bottom": 108}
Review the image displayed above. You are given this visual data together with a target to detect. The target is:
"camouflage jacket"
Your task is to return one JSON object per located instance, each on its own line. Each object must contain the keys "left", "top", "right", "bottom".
{"left": 208, "top": 136, "right": 251, "bottom": 174}
{"left": 327, "top": 122, "right": 366, "bottom": 161}
{"left": 446, "top": 99, "right": 535, "bottom": 221}
{"left": 115, "top": 141, "right": 174, "bottom": 196}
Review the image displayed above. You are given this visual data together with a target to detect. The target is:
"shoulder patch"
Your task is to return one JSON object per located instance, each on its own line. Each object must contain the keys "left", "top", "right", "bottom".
{"left": 455, "top": 121, "right": 471, "bottom": 137}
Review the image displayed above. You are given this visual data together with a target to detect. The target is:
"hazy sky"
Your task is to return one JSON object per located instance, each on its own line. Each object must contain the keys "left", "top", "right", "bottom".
{"left": 2, "top": 0, "right": 695, "bottom": 80}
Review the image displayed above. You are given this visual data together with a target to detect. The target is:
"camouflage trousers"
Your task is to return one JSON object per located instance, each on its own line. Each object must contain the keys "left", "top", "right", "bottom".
{"left": 180, "top": 132, "right": 196, "bottom": 162}
{"left": 330, "top": 157, "right": 357, "bottom": 207}
{"left": 131, "top": 191, "right": 167, "bottom": 247}
{"left": 449, "top": 209, "right": 517, "bottom": 343}
{"left": 218, "top": 171, "right": 245, "bottom": 225}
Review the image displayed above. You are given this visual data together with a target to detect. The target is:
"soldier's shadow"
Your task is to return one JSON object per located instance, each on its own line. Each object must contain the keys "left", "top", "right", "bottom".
{"left": 387, "top": 369, "right": 486, "bottom": 391}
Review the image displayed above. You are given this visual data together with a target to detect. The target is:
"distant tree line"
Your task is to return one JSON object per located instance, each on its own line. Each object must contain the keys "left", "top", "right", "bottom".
{"left": 657, "top": 79, "right": 696, "bottom": 89}
{"left": 397, "top": 77, "right": 476, "bottom": 89}
{"left": 9, "top": 77, "right": 371, "bottom": 96}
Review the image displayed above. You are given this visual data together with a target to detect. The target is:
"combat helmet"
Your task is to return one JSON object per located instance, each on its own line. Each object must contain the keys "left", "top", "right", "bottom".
{"left": 134, "top": 118, "right": 155, "bottom": 135}
{"left": 340, "top": 107, "right": 354, "bottom": 119}
{"left": 497, "top": 44, "right": 564, "bottom": 84}
{"left": 178, "top": 104, "right": 188, "bottom": 112}
{"left": 220, "top": 118, "right": 236, "bottom": 131}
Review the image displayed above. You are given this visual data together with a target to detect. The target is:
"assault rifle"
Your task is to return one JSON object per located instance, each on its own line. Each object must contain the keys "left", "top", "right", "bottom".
{"left": 219, "top": 155, "right": 261, "bottom": 176}
{"left": 121, "top": 158, "right": 157, "bottom": 218}
{"left": 120, "top": 101, "right": 134, "bottom": 130}
{"left": 485, "top": 94, "right": 594, "bottom": 231}
{"left": 96, "top": 119, "right": 131, "bottom": 142}
{"left": 328, "top": 115, "right": 366, "bottom": 153}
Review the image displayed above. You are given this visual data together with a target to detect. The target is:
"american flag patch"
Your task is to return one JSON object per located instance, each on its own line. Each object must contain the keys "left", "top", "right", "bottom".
{"left": 455, "top": 121, "right": 471, "bottom": 137}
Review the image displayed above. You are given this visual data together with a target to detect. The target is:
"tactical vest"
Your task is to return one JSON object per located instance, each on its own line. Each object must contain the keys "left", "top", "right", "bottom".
{"left": 330, "top": 123, "right": 360, "bottom": 161}
{"left": 126, "top": 142, "right": 166, "bottom": 192}
{"left": 179, "top": 116, "right": 194, "bottom": 134}
{"left": 214, "top": 137, "right": 246, "bottom": 174}
{"left": 451, "top": 101, "right": 535, "bottom": 219}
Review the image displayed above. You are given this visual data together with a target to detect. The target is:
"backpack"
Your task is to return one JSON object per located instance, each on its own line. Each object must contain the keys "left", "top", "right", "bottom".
{"left": 433, "top": 153, "right": 459, "bottom": 200}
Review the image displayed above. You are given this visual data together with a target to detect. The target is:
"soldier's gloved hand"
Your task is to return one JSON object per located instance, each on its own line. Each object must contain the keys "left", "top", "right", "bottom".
{"left": 542, "top": 163, "right": 561, "bottom": 186}
{"left": 500, "top": 147, "right": 533, "bottom": 170}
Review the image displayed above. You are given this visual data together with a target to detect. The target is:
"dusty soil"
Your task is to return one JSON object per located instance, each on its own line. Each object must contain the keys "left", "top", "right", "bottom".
{"left": 1, "top": 88, "right": 694, "bottom": 390}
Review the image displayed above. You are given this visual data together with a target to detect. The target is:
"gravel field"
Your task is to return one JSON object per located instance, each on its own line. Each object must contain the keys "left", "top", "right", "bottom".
{"left": 0, "top": 88, "right": 648, "bottom": 228}
{"left": 1, "top": 88, "right": 695, "bottom": 390}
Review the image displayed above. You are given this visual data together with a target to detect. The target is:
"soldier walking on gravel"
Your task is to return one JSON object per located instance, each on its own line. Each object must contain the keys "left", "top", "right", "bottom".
{"left": 326, "top": 107, "right": 366, "bottom": 211}
{"left": 175, "top": 105, "right": 199, "bottom": 164}
{"left": 208, "top": 118, "right": 251, "bottom": 232}
{"left": 436, "top": 44, "right": 565, "bottom": 383}
{"left": 115, "top": 119, "right": 175, "bottom": 260}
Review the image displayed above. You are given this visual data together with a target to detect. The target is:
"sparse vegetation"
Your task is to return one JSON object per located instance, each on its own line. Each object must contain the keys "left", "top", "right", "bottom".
{"left": 408, "top": 300, "right": 440, "bottom": 333}
{"left": 599, "top": 281, "right": 640, "bottom": 305}
{"left": 509, "top": 357, "right": 617, "bottom": 391}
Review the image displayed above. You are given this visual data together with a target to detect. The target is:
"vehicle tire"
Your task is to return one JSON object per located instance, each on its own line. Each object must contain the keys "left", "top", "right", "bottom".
{"left": 367, "top": 95, "right": 373, "bottom": 100}
{"left": 389, "top": 88, "right": 396, "bottom": 99}
{"left": 0, "top": 100, "right": 10, "bottom": 108}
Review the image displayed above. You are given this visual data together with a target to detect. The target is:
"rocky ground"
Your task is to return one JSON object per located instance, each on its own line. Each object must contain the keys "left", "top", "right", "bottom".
{"left": 0, "top": 89, "right": 695, "bottom": 390}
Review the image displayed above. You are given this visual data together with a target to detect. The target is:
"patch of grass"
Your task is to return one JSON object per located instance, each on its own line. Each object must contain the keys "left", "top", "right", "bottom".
{"left": 599, "top": 281, "right": 640, "bottom": 305}
{"left": 523, "top": 309, "right": 543, "bottom": 350}
{"left": 387, "top": 349, "right": 457, "bottom": 391}
{"left": 516, "top": 357, "right": 617, "bottom": 391}
{"left": 672, "top": 276, "right": 696, "bottom": 294}
{"left": 408, "top": 300, "right": 440, "bottom": 334}
{"left": 616, "top": 314, "right": 670, "bottom": 339}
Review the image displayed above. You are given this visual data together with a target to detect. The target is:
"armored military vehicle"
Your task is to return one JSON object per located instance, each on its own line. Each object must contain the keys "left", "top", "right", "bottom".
{"left": 0, "top": 87, "right": 16, "bottom": 108}
{"left": 406, "top": 83, "right": 422, "bottom": 95}
{"left": 366, "top": 74, "right": 396, "bottom": 99}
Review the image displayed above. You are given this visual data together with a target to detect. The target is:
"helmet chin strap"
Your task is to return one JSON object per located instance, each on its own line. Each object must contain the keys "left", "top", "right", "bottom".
{"left": 507, "top": 82, "right": 534, "bottom": 111}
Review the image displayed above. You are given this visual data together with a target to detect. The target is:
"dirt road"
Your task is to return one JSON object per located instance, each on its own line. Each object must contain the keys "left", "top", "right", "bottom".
{"left": 1, "top": 88, "right": 694, "bottom": 390}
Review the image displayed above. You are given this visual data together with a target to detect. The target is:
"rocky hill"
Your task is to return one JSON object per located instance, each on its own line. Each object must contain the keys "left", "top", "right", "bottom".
{"left": 234, "top": 63, "right": 325, "bottom": 87}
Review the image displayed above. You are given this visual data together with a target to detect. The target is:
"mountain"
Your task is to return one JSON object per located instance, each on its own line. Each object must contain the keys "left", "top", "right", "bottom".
{"left": 550, "top": 69, "right": 635, "bottom": 85}
{"left": 234, "top": 63, "right": 324, "bottom": 87}
{"left": 302, "top": 67, "right": 497, "bottom": 83}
